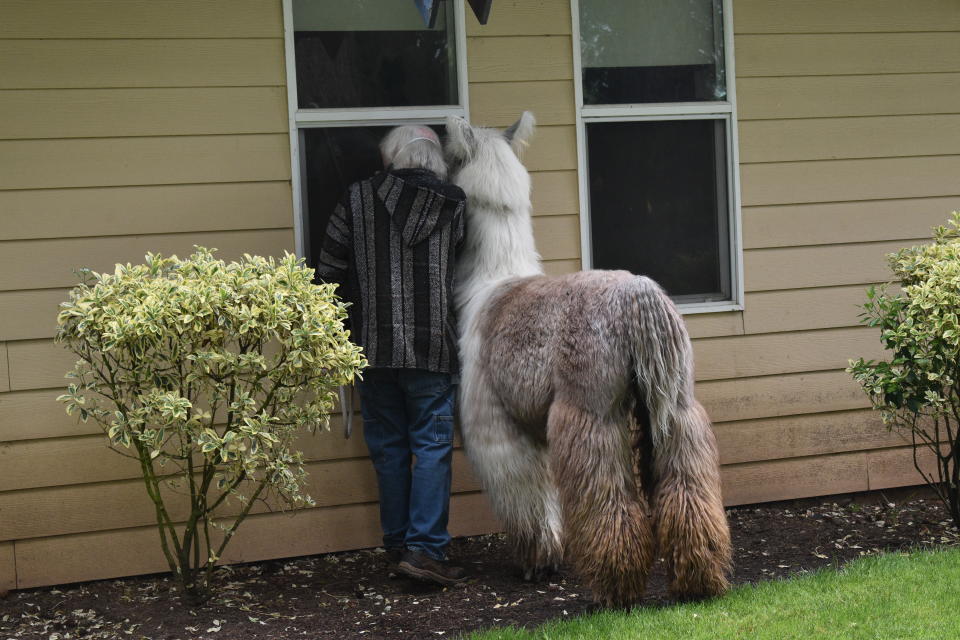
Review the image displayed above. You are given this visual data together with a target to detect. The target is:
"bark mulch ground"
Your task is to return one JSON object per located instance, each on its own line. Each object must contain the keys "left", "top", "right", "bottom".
{"left": 2, "top": 489, "right": 957, "bottom": 640}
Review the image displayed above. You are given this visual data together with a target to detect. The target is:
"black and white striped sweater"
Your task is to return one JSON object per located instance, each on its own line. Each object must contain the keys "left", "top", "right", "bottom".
{"left": 316, "top": 168, "right": 466, "bottom": 374}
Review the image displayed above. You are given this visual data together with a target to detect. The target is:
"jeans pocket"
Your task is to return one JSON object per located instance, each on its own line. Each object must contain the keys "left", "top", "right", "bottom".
{"left": 432, "top": 415, "right": 454, "bottom": 443}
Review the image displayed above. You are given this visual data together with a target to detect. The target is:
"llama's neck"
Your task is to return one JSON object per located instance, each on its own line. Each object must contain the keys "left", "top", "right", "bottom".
{"left": 455, "top": 198, "right": 543, "bottom": 312}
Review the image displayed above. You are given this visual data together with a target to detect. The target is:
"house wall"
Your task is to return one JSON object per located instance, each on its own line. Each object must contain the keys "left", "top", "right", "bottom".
{"left": 710, "top": 0, "right": 960, "bottom": 504}
{"left": 1, "top": 0, "right": 958, "bottom": 590}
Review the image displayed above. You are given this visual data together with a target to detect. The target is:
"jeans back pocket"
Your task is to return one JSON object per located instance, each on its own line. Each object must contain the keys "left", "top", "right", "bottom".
{"left": 433, "top": 415, "right": 454, "bottom": 443}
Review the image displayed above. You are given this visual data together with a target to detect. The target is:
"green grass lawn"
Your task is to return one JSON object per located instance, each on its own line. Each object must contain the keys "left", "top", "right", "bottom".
{"left": 468, "top": 548, "right": 960, "bottom": 640}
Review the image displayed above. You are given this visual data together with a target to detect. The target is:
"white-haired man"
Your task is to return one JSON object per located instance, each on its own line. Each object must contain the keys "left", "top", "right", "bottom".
{"left": 316, "top": 125, "right": 468, "bottom": 585}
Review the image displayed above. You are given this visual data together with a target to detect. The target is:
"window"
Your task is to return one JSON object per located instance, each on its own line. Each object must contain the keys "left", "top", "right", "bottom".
{"left": 573, "top": 0, "right": 742, "bottom": 310}
{"left": 283, "top": 0, "right": 468, "bottom": 265}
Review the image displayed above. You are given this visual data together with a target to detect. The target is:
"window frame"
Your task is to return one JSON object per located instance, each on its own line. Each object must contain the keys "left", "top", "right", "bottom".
{"left": 571, "top": 0, "right": 744, "bottom": 313}
{"left": 281, "top": 0, "right": 470, "bottom": 259}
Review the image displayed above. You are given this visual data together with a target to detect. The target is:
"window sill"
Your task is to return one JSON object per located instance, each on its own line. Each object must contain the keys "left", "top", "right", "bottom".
{"left": 677, "top": 300, "right": 743, "bottom": 315}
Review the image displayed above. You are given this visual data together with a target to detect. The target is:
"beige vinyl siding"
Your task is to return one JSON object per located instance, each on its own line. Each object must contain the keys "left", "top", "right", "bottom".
{"left": 721, "top": 0, "right": 960, "bottom": 517}
{"left": 2, "top": 0, "right": 958, "bottom": 590}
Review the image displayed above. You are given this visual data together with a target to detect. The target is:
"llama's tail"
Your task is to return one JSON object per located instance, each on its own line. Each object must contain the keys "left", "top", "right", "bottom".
{"left": 629, "top": 276, "right": 732, "bottom": 599}
{"left": 628, "top": 276, "right": 695, "bottom": 451}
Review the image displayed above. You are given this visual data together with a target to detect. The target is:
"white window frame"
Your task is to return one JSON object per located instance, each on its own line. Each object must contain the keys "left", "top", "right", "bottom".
{"left": 571, "top": 0, "right": 744, "bottom": 314}
{"left": 282, "top": 0, "right": 470, "bottom": 259}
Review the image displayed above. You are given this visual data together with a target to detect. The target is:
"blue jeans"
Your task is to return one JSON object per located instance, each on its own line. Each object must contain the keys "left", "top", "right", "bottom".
{"left": 358, "top": 368, "right": 455, "bottom": 561}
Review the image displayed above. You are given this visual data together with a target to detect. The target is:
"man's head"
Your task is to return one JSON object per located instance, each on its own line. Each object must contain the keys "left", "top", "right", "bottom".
{"left": 380, "top": 125, "right": 446, "bottom": 179}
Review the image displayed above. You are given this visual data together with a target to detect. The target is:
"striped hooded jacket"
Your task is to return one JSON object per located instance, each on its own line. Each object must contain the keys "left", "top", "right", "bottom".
{"left": 316, "top": 168, "right": 467, "bottom": 374}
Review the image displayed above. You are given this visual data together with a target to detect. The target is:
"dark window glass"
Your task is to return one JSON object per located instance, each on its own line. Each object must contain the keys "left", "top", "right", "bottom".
{"left": 579, "top": 0, "right": 725, "bottom": 104}
{"left": 301, "top": 125, "right": 444, "bottom": 268}
{"left": 587, "top": 120, "right": 730, "bottom": 302}
{"left": 293, "top": 0, "right": 458, "bottom": 109}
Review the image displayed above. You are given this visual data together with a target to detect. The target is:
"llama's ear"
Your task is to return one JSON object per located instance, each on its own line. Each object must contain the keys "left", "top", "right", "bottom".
{"left": 444, "top": 115, "right": 476, "bottom": 161}
{"left": 503, "top": 111, "right": 536, "bottom": 155}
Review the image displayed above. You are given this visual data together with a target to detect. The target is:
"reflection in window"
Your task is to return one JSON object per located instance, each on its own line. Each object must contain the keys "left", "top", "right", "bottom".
{"left": 293, "top": 0, "right": 458, "bottom": 108}
{"left": 579, "top": 0, "right": 725, "bottom": 104}
{"left": 587, "top": 120, "right": 730, "bottom": 302}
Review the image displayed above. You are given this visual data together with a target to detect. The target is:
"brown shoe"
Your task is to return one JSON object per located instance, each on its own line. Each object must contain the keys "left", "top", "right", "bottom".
{"left": 398, "top": 550, "right": 467, "bottom": 586}
{"left": 385, "top": 547, "right": 405, "bottom": 565}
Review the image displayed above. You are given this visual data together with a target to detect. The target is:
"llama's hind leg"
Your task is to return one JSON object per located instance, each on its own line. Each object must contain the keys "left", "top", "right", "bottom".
{"left": 460, "top": 391, "right": 562, "bottom": 577}
{"left": 547, "top": 401, "right": 654, "bottom": 608}
{"left": 651, "top": 401, "right": 731, "bottom": 599}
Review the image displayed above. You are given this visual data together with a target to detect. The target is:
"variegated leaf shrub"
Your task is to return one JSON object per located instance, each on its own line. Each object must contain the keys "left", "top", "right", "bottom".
{"left": 56, "top": 247, "right": 366, "bottom": 601}
{"left": 849, "top": 212, "right": 960, "bottom": 527}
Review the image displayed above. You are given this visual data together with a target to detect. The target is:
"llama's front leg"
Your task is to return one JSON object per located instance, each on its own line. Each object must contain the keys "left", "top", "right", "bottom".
{"left": 511, "top": 448, "right": 563, "bottom": 582}
{"left": 459, "top": 378, "right": 562, "bottom": 578}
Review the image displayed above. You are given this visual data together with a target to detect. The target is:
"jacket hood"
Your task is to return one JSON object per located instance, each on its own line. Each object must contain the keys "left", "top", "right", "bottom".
{"left": 374, "top": 169, "right": 466, "bottom": 247}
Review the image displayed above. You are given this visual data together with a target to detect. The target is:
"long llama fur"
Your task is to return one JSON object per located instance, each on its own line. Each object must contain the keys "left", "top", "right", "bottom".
{"left": 446, "top": 112, "right": 732, "bottom": 607}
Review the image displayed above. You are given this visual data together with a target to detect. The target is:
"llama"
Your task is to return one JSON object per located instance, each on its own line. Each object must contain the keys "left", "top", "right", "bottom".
{"left": 446, "top": 112, "right": 731, "bottom": 607}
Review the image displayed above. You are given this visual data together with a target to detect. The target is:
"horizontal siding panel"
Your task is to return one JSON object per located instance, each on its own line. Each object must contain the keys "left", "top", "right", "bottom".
{"left": 683, "top": 312, "right": 743, "bottom": 340}
{"left": 0, "top": 418, "right": 373, "bottom": 491}
{"left": 0, "top": 39, "right": 284, "bottom": 89}
{"left": 0, "top": 182, "right": 294, "bottom": 242}
{"left": 0, "top": 389, "right": 103, "bottom": 441}
{"left": 0, "top": 134, "right": 291, "bottom": 191}
{"left": 542, "top": 259, "right": 581, "bottom": 276}
{"left": 0, "top": 452, "right": 480, "bottom": 540}
{"left": 693, "top": 326, "right": 886, "bottom": 382}
{"left": 736, "top": 33, "right": 960, "bottom": 77}
{"left": 0, "top": 228, "right": 294, "bottom": 294}
{"left": 721, "top": 452, "right": 868, "bottom": 505}
{"left": 0, "top": 435, "right": 154, "bottom": 491}
{"left": 523, "top": 125, "right": 577, "bottom": 172}
{"left": 697, "top": 370, "right": 870, "bottom": 423}
{"left": 0, "top": 87, "right": 287, "bottom": 140}
{"left": 15, "top": 491, "right": 497, "bottom": 589}
{"left": 533, "top": 214, "right": 580, "bottom": 261}
{"left": 740, "top": 115, "right": 960, "bottom": 163}
{"left": 467, "top": 35, "right": 572, "bottom": 82}
{"left": 737, "top": 74, "right": 960, "bottom": 120}
{"left": 743, "top": 198, "right": 959, "bottom": 249}
{"left": 531, "top": 171, "right": 579, "bottom": 216}
{"left": 734, "top": 0, "right": 960, "bottom": 34}
{"left": 716, "top": 409, "right": 901, "bottom": 465}
{"left": 744, "top": 240, "right": 913, "bottom": 292}
{"left": 470, "top": 81, "right": 575, "bottom": 127}
{"left": 867, "top": 446, "right": 938, "bottom": 491}
{"left": 742, "top": 156, "right": 960, "bottom": 207}
{"left": 466, "top": 0, "right": 571, "bottom": 36}
{"left": 0, "top": 289, "right": 68, "bottom": 341}
{"left": 0, "top": 0, "right": 283, "bottom": 39}
{"left": 743, "top": 285, "right": 881, "bottom": 334}
{"left": 0, "top": 386, "right": 356, "bottom": 445}
{"left": 7, "top": 339, "right": 78, "bottom": 392}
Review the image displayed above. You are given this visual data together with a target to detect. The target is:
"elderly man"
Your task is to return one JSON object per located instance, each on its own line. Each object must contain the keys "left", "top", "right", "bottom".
{"left": 316, "top": 125, "right": 468, "bottom": 585}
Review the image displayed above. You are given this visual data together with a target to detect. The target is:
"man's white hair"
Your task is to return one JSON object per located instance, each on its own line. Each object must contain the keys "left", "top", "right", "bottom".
{"left": 380, "top": 125, "right": 447, "bottom": 179}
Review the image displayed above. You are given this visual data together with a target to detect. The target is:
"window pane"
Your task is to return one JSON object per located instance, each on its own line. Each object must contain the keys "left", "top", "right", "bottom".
{"left": 579, "top": 0, "right": 725, "bottom": 104}
{"left": 301, "top": 125, "right": 445, "bottom": 268}
{"left": 587, "top": 119, "right": 730, "bottom": 302}
{"left": 293, "top": 0, "right": 458, "bottom": 109}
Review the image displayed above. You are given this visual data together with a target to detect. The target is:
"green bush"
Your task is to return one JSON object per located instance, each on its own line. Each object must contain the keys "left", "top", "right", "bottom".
{"left": 56, "top": 247, "right": 366, "bottom": 602}
{"left": 849, "top": 212, "right": 960, "bottom": 528}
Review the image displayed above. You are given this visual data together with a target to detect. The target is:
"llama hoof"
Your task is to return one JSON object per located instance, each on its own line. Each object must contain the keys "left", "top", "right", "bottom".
{"left": 521, "top": 564, "right": 560, "bottom": 582}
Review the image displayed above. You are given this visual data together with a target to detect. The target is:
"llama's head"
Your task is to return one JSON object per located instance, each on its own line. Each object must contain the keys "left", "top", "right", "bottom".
{"left": 444, "top": 112, "right": 536, "bottom": 214}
